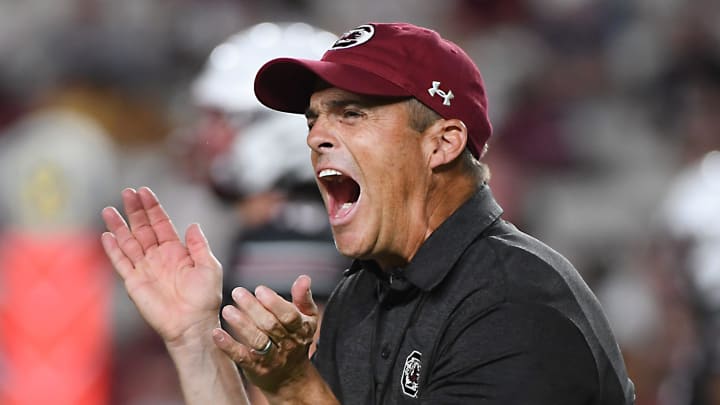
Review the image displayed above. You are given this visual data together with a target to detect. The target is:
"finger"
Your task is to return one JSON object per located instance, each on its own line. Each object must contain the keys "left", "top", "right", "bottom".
{"left": 137, "top": 187, "right": 181, "bottom": 245}
{"left": 221, "top": 303, "right": 275, "bottom": 352}
{"left": 185, "top": 223, "right": 220, "bottom": 269}
{"left": 291, "top": 275, "right": 319, "bottom": 318}
{"left": 256, "top": 285, "right": 304, "bottom": 334}
{"left": 121, "top": 188, "right": 160, "bottom": 252}
{"left": 230, "top": 287, "right": 289, "bottom": 339}
{"left": 212, "top": 327, "right": 254, "bottom": 365}
{"left": 101, "top": 206, "right": 145, "bottom": 264}
{"left": 100, "top": 231, "right": 134, "bottom": 279}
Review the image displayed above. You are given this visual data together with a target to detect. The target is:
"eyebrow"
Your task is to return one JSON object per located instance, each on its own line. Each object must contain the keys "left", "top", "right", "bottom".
{"left": 305, "top": 96, "right": 408, "bottom": 120}
{"left": 305, "top": 98, "right": 368, "bottom": 120}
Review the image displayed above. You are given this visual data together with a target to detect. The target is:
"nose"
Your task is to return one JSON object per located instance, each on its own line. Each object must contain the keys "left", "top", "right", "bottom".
{"left": 307, "top": 117, "right": 336, "bottom": 154}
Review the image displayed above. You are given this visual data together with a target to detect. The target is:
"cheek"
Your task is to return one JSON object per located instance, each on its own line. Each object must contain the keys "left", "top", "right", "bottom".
{"left": 352, "top": 126, "right": 425, "bottom": 195}
{"left": 382, "top": 144, "right": 424, "bottom": 187}
{"left": 369, "top": 163, "right": 416, "bottom": 216}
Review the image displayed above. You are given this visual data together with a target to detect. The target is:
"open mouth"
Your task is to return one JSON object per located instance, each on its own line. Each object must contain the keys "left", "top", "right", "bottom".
{"left": 318, "top": 168, "right": 361, "bottom": 220}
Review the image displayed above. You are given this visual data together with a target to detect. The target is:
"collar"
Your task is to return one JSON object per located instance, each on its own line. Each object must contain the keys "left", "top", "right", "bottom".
{"left": 346, "top": 184, "right": 503, "bottom": 291}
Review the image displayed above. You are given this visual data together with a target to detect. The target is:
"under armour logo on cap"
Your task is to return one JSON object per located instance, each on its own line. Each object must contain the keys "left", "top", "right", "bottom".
{"left": 427, "top": 81, "right": 454, "bottom": 106}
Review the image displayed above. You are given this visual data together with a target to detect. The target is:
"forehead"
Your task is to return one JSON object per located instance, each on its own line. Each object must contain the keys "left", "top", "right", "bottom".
{"left": 309, "top": 87, "right": 362, "bottom": 106}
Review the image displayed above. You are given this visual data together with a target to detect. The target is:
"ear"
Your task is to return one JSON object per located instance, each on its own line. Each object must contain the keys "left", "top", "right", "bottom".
{"left": 424, "top": 118, "right": 468, "bottom": 170}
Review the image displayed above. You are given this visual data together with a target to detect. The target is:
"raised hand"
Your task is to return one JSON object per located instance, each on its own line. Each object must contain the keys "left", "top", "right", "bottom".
{"left": 101, "top": 187, "right": 223, "bottom": 345}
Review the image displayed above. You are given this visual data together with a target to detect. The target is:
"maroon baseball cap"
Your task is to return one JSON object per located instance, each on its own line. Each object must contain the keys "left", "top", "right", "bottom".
{"left": 253, "top": 22, "right": 492, "bottom": 158}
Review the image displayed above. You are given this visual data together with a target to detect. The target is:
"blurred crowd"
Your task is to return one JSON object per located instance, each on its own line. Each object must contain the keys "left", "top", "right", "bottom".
{"left": 0, "top": 0, "right": 718, "bottom": 404}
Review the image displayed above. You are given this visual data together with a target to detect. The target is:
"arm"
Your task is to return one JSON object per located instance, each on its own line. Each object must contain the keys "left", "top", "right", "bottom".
{"left": 101, "top": 187, "right": 249, "bottom": 404}
{"left": 167, "top": 325, "right": 248, "bottom": 403}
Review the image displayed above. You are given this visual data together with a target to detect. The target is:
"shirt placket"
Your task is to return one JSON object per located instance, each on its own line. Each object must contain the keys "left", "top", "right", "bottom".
{"left": 372, "top": 286, "right": 423, "bottom": 404}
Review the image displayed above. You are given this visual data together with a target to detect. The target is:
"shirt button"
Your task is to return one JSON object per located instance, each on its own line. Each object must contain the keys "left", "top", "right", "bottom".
{"left": 380, "top": 346, "right": 391, "bottom": 359}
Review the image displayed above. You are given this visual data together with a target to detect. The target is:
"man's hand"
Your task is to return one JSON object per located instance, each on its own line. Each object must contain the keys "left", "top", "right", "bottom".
{"left": 213, "top": 275, "right": 334, "bottom": 399}
{"left": 101, "top": 187, "right": 223, "bottom": 346}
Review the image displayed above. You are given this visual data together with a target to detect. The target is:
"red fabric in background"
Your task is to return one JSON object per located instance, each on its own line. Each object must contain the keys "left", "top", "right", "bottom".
{"left": 0, "top": 232, "right": 112, "bottom": 405}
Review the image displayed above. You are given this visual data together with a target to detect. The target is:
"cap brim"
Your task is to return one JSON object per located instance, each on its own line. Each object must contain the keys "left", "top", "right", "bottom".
{"left": 254, "top": 57, "right": 410, "bottom": 114}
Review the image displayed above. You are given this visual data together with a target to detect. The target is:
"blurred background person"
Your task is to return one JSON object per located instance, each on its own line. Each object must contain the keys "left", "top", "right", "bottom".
{"left": 0, "top": 105, "right": 118, "bottom": 404}
{"left": 653, "top": 51, "right": 720, "bottom": 405}
{"left": 188, "top": 21, "right": 348, "bottom": 305}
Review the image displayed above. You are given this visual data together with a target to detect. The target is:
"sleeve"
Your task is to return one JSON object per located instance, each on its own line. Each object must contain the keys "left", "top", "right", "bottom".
{"left": 420, "top": 302, "right": 599, "bottom": 404}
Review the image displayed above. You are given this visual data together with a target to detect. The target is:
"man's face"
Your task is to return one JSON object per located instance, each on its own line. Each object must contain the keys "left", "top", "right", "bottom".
{"left": 305, "top": 87, "right": 432, "bottom": 268}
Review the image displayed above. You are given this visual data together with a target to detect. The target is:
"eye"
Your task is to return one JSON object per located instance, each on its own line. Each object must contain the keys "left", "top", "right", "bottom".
{"left": 342, "top": 108, "right": 365, "bottom": 120}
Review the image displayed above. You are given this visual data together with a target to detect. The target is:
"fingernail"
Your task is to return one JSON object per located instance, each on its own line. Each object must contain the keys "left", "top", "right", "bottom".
{"left": 231, "top": 287, "right": 245, "bottom": 301}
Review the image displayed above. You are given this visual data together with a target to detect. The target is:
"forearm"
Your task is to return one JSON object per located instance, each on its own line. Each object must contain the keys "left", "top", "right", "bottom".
{"left": 263, "top": 360, "right": 339, "bottom": 405}
{"left": 166, "top": 327, "right": 249, "bottom": 405}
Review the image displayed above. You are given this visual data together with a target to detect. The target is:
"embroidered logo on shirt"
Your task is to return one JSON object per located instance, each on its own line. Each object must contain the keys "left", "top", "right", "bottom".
{"left": 401, "top": 350, "right": 422, "bottom": 398}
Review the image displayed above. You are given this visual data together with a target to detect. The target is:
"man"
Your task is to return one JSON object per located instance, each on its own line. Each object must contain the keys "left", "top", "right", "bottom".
{"left": 101, "top": 22, "right": 636, "bottom": 404}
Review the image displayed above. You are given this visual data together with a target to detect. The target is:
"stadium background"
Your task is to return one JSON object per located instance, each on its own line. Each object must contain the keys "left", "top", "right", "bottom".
{"left": 0, "top": 1, "right": 719, "bottom": 404}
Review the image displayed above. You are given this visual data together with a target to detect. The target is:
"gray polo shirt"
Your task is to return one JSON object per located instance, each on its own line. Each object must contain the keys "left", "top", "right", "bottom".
{"left": 313, "top": 185, "right": 635, "bottom": 404}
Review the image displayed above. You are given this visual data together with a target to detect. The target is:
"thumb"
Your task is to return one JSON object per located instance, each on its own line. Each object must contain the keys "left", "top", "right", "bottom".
{"left": 291, "top": 275, "right": 318, "bottom": 317}
{"left": 185, "top": 223, "right": 220, "bottom": 268}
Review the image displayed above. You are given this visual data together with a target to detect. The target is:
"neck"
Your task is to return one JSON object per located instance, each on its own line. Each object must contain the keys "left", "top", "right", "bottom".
{"left": 424, "top": 174, "right": 479, "bottom": 239}
{"left": 374, "top": 173, "right": 480, "bottom": 271}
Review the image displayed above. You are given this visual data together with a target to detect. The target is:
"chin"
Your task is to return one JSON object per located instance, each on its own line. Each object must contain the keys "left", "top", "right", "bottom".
{"left": 332, "top": 231, "right": 370, "bottom": 260}
{"left": 334, "top": 242, "right": 365, "bottom": 260}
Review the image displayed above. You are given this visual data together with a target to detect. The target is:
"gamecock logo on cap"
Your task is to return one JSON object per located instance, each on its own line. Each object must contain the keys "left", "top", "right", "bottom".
{"left": 331, "top": 24, "right": 375, "bottom": 50}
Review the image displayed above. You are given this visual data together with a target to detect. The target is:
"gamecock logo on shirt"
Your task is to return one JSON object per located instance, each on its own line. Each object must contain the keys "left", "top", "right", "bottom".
{"left": 401, "top": 350, "right": 422, "bottom": 398}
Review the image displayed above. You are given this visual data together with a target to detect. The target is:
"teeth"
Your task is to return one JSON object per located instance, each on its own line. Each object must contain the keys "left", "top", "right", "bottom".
{"left": 319, "top": 169, "right": 343, "bottom": 178}
{"left": 335, "top": 202, "right": 354, "bottom": 217}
